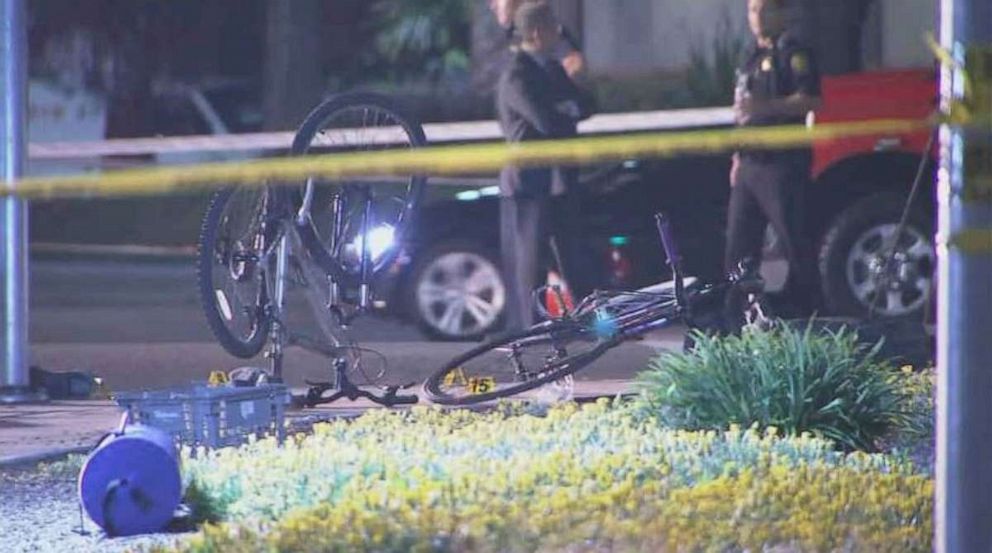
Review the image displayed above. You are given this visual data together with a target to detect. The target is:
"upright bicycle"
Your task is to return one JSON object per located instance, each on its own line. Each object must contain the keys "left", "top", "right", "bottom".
{"left": 423, "top": 213, "right": 771, "bottom": 406}
{"left": 195, "top": 93, "right": 425, "bottom": 406}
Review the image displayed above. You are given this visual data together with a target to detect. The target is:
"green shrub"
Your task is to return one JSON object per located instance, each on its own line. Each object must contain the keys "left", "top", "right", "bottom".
{"left": 636, "top": 322, "right": 917, "bottom": 451}
{"left": 153, "top": 402, "right": 930, "bottom": 552}
{"left": 684, "top": 14, "right": 746, "bottom": 107}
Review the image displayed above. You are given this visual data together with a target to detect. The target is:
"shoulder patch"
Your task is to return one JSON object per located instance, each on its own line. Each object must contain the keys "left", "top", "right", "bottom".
{"left": 790, "top": 52, "right": 810, "bottom": 73}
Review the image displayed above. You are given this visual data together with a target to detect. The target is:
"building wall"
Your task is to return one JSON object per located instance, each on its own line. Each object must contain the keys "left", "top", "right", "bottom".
{"left": 582, "top": 0, "right": 747, "bottom": 75}
{"left": 880, "top": 0, "right": 936, "bottom": 68}
{"left": 581, "top": 0, "right": 936, "bottom": 76}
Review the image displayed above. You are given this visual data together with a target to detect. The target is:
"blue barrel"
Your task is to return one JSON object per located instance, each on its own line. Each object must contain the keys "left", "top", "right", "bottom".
{"left": 77, "top": 424, "right": 182, "bottom": 536}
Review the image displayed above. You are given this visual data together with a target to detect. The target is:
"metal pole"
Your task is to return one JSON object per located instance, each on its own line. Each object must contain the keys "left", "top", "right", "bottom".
{"left": 936, "top": 0, "right": 992, "bottom": 550}
{"left": 0, "top": 0, "right": 42, "bottom": 404}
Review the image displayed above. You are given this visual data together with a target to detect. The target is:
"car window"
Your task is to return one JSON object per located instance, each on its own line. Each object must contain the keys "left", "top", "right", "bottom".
{"left": 202, "top": 87, "right": 263, "bottom": 134}
{"left": 152, "top": 94, "right": 212, "bottom": 136}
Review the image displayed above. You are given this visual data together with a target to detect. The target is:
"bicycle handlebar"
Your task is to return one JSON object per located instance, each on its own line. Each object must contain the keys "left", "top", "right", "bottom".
{"left": 654, "top": 213, "right": 681, "bottom": 269}
{"left": 304, "top": 380, "right": 419, "bottom": 408}
{"left": 654, "top": 213, "right": 687, "bottom": 309}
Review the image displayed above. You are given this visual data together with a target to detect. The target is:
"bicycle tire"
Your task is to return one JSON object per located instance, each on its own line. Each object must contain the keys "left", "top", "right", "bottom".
{"left": 425, "top": 285, "right": 688, "bottom": 405}
{"left": 291, "top": 92, "right": 427, "bottom": 284}
{"left": 196, "top": 187, "right": 275, "bottom": 358}
{"left": 423, "top": 322, "right": 616, "bottom": 406}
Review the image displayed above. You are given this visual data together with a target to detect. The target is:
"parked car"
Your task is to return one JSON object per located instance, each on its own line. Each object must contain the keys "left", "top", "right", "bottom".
{"left": 373, "top": 156, "right": 732, "bottom": 340}
{"left": 373, "top": 68, "right": 936, "bottom": 341}
{"left": 27, "top": 77, "right": 263, "bottom": 175}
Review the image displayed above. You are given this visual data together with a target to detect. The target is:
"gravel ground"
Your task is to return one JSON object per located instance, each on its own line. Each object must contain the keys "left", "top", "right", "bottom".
{"left": 0, "top": 412, "right": 386, "bottom": 553}
{"left": 0, "top": 470, "right": 191, "bottom": 553}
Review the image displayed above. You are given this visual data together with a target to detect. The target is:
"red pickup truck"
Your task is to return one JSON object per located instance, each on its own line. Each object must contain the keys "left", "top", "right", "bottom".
{"left": 805, "top": 68, "right": 935, "bottom": 318}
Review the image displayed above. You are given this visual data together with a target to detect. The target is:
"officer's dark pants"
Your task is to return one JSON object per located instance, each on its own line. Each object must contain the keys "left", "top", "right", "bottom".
{"left": 501, "top": 192, "right": 594, "bottom": 332}
{"left": 725, "top": 154, "right": 820, "bottom": 314}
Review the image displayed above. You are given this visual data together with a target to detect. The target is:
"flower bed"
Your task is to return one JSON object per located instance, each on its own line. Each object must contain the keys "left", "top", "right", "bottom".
{"left": 161, "top": 401, "right": 932, "bottom": 552}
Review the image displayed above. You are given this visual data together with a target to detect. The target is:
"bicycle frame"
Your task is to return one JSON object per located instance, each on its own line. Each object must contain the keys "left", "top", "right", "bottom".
{"left": 534, "top": 211, "right": 752, "bottom": 367}
{"left": 295, "top": 179, "right": 383, "bottom": 312}
{"left": 239, "top": 184, "right": 356, "bottom": 382}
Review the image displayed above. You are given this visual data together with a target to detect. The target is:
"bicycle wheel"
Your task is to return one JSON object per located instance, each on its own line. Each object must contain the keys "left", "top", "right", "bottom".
{"left": 423, "top": 320, "right": 613, "bottom": 406}
{"left": 197, "top": 186, "right": 280, "bottom": 358}
{"left": 291, "top": 92, "right": 427, "bottom": 284}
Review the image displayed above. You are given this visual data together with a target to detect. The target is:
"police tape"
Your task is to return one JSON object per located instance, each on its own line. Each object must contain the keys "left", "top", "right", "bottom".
{"left": 2, "top": 117, "right": 933, "bottom": 200}
{"left": 949, "top": 229, "right": 992, "bottom": 255}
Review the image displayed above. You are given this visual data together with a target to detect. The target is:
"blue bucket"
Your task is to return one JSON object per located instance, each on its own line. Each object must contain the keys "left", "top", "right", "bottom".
{"left": 77, "top": 422, "right": 182, "bottom": 536}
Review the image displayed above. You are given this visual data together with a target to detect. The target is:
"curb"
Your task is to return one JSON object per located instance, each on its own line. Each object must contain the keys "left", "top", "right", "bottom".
{"left": 0, "top": 390, "right": 638, "bottom": 471}
{"left": 30, "top": 242, "right": 196, "bottom": 260}
{"left": 0, "top": 445, "right": 93, "bottom": 470}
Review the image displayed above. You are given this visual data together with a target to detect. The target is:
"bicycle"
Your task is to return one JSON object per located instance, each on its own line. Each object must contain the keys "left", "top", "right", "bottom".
{"left": 195, "top": 92, "right": 426, "bottom": 407}
{"left": 422, "top": 212, "right": 771, "bottom": 406}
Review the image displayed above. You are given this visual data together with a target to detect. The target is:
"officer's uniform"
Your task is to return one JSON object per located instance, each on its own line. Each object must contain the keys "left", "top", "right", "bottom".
{"left": 497, "top": 48, "right": 596, "bottom": 331}
{"left": 726, "top": 32, "right": 821, "bottom": 314}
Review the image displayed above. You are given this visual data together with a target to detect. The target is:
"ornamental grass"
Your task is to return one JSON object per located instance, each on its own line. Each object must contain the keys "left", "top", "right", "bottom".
{"left": 154, "top": 400, "right": 931, "bottom": 552}
{"left": 637, "top": 322, "right": 929, "bottom": 452}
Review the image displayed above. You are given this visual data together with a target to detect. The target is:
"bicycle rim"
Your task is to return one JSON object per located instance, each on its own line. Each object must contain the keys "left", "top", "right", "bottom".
{"left": 291, "top": 93, "right": 427, "bottom": 284}
{"left": 423, "top": 322, "right": 613, "bottom": 406}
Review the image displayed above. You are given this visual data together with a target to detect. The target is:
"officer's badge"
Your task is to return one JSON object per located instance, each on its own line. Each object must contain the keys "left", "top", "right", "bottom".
{"left": 790, "top": 52, "right": 810, "bottom": 73}
{"left": 760, "top": 57, "right": 773, "bottom": 72}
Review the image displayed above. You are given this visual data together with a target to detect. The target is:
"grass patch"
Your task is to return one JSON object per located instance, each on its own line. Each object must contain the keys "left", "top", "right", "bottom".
{"left": 637, "top": 322, "right": 926, "bottom": 452}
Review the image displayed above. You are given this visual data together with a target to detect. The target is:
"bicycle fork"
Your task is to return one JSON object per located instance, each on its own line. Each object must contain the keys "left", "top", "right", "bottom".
{"left": 264, "top": 232, "right": 291, "bottom": 382}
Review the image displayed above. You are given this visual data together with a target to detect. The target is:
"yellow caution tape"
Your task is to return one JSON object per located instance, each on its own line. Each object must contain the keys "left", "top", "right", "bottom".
{"left": 2, "top": 117, "right": 933, "bottom": 199}
{"left": 926, "top": 33, "right": 972, "bottom": 99}
{"left": 949, "top": 229, "right": 992, "bottom": 254}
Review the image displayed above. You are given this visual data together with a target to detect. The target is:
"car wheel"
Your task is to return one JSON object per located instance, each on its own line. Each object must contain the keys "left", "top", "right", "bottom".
{"left": 818, "top": 193, "right": 934, "bottom": 318}
{"left": 407, "top": 241, "right": 506, "bottom": 341}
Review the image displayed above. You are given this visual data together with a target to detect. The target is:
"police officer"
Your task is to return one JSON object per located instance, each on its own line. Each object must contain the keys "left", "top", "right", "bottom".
{"left": 496, "top": 1, "right": 596, "bottom": 331}
{"left": 727, "top": 0, "right": 822, "bottom": 316}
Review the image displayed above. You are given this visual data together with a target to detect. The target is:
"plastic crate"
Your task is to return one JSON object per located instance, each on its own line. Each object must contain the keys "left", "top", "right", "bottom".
{"left": 114, "top": 382, "right": 290, "bottom": 450}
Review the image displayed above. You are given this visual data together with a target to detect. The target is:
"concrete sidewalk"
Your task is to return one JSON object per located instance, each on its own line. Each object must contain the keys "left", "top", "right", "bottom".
{"left": 0, "top": 380, "right": 635, "bottom": 467}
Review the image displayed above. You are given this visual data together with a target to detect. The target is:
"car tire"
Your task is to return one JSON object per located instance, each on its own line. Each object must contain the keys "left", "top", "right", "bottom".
{"left": 818, "top": 193, "right": 934, "bottom": 319}
{"left": 406, "top": 241, "right": 506, "bottom": 341}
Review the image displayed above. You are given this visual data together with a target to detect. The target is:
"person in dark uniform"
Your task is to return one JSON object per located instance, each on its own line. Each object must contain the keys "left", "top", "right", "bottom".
{"left": 727, "top": 0, "right": 823, "bottom": 317}
{"left": 497, "top": 1, "right": 596, "bottom": 331}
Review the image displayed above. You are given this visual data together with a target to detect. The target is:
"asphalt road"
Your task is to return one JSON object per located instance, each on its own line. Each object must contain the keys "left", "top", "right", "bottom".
{"left": 26, "top": 255, "right": 682, "bottom": 392}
